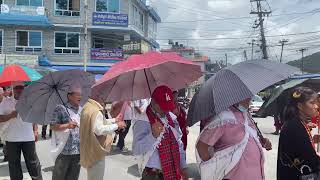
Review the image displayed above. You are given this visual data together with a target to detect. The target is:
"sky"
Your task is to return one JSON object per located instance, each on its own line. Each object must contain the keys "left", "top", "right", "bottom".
{"left": 149, "top": 0, "right": 320, "bottom": 64}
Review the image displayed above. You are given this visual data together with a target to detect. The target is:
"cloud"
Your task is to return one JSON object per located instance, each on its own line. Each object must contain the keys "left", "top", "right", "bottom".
{"left": 152, "top": 0, "right": 320, "bottom": 63}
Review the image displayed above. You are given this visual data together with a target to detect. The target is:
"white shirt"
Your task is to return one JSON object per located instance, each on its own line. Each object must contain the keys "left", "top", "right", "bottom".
{"left": 132, "top": 99, "right": 149, "bottom": 122}
{"left": 94, "top": 111, "right": 118, "bottom": 136}
{"left": 1, "top": 97, "right": 35, "bottom": 142}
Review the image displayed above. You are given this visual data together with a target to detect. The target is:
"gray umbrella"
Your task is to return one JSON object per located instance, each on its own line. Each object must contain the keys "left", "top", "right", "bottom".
{"left": 187, "top": 60, "right": 299, "bottom": 127}
{"left": 16, "top": 69, "right": 95, "bottom": 125}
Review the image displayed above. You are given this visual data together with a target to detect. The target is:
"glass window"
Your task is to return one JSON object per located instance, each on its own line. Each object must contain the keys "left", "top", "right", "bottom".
{"left": 16, "top": 0, "right": 29, "bottom": 6}
{"left": 54, "top": 32, "right": 80, "bottom": 54}
{"left": 55, "top": 33, "right": 67, "bottom": 47}
{"left": 16, "top": 30, "right": 42, "bottom": 52}
{"left": 29, "top": 32, "right": 41, "bottom": 46}
{"left": 31, "top": 0, "right": 42, "bottom": 6}
{"left": 96, "top": 0, "right": 119, "bottom": 12}
{"left": 17, "top": 31, "right": 28, "bottom": 46}
{"left": 56, "top": 0, "right": 68, "bottom": 10}
{"left": 69, "top": 0, "right": 79, "bottom": 11}
{"left": 55, "top": 0, "right": 80, "bottom": 16}
{"left": 17, "top": 0, "right": 42, "bottom": 6}
{"left": 108, "top": 0, "right": 119, "bottom": 13}
{"left": 67, "top": 33, "right": 79, "bottom": 47}
{"left": 96, "top": 0, "right": 108, "bottom": 12}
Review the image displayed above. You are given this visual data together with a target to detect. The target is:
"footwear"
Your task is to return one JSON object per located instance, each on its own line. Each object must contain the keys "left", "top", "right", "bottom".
{"left": 42, "top": 135, "right": 46, "bottom": 139}
{"left": 3, "top": 156, "right": 8, "bottom": 162}
{"left": 121, "top": 147, "right": 129, "bottom": 153}
{"left": 272, "top": 131, "right": 279, "bottom": 135}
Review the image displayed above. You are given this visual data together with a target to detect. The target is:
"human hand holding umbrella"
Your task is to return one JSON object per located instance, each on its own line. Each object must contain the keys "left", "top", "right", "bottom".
{"left": 16, "top": 69, "right": 95, "bottom": 125}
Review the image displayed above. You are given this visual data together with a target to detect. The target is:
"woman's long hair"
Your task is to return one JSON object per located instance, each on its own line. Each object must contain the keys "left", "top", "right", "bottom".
{"left": 283, "top": 86, "right": 316, "bottom": 121}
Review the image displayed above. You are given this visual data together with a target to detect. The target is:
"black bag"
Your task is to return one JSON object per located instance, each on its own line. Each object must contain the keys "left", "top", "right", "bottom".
{"left": 299, "top": 165, "right": 320, "bottom": 180}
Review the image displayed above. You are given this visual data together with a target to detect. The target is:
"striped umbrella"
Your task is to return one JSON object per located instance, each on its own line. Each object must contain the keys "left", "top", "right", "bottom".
{"left": 187, "top": 60, "right": 299, "bottom": 127}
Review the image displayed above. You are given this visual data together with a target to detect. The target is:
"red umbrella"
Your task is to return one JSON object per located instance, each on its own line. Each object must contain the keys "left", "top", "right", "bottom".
{"left": 0, "top": 64, "right": 31, "bottom": 87}
{"left": 92, "top": 51, "right": 202, "bottom": 102}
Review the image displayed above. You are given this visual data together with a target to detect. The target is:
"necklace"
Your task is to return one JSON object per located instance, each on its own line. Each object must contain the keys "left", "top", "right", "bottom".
{"left": 300, "top": 120, "right": 315, "bottom": 148}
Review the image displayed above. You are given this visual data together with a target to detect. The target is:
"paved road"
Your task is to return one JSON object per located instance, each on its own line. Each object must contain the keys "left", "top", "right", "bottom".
{"left": 0, "top": 116, "right": 279, "bottom": 180}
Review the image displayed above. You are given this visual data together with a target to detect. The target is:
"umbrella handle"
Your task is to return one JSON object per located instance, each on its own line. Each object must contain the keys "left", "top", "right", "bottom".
{"left": 49, "top": 72, "right": 71, "bottom": 118}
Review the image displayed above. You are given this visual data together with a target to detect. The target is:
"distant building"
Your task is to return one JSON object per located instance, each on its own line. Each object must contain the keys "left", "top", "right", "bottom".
{"left": 0, "top": 0, "right": 161, "bottom": 74}
{"left": 161, "top": 43, "right": 209, "bottom": 97}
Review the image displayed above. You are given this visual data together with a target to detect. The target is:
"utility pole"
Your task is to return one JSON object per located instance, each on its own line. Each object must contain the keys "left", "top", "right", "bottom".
{"left": 297, "top": 48, "right": 307, "bottom": 74}
{"left": 248, "top": 39, "right": 259, "bottom": 60}
{"left": 83, "top": 0, "right": 88, "bottom": 72}
{"left": 248, "top": 39, "right": 255, "bottom": 60}
{"left": 225, "top": 53, "right": 228, "bottom": 67}
{"left": 244, "top": 50, "right": 248, "bottom": 61}
{"left": 279, "top": 39, "right": 289, "bottom": 63}
{"left": 250, "top": 0, "right": 271, "bottom": 60}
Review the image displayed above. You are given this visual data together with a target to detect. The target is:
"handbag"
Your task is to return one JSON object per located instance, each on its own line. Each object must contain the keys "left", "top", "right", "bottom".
{"left": 282, "top": 153, "right": 320, "bottom": 180}
{"left": 299, "top": 165, "right": 320, "bottom": 180}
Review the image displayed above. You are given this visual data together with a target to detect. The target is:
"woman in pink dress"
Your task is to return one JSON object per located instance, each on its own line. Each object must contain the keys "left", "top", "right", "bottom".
{"left": 196, "top": 98, "right": 272, "bottom": 180}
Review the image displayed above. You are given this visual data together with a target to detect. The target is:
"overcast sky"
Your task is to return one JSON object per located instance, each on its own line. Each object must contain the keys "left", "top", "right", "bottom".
{"left": 149, "top": 0, "right": 320, "bottom": 64}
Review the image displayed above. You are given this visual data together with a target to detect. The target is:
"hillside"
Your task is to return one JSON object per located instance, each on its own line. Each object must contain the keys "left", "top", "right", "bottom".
{"left": 287, "top": 51, "right": 320, "bottom": 73}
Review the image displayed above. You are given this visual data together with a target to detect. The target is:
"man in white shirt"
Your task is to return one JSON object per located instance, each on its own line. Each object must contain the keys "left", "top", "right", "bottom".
{"left": 132, "top": 99, "right": 149, "bottom": 124}
{"left": 0, "top": 84, "right": 42, "bottom": 180}
{"left": 0, "top": 87, "right": 8, "bottom": 162}
{"left": 80, "top": 96, "right": 126, "bottom": 180}
{"left": 111, "top": 101, "right": 133, "bottom": 152}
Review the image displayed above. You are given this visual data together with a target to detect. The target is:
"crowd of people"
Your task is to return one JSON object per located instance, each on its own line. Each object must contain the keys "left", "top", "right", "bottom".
{"left": 0, "top": 80, "right": 320, "bottom": 180}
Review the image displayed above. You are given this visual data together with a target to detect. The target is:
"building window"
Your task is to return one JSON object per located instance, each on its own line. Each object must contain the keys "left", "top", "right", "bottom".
{"left": 16, "top": 0, "right": 43, "bottom": 6}
{"left": 96, "top": 0, "right": 119, "bottom": 13}
{"left": 0, "top": 30, "right": 3, "bottom": 54}
{"left": 55, "top": 0, "right": 80, "bottom": 16}
{"left": 93, "top": 39, "right": 104, "bottom": 48}
{"left": 132, "top": 5, "right": 144, "bottom": 31}
{"left": 55, "top": 32, "right": 80, "bottom": 54}
{"left": 16, "top": 30, "right": 42, "bottom": 52}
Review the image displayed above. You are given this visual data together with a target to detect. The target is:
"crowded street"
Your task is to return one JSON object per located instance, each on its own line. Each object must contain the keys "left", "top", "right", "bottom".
{"left": 0, "top": 117, "right": 279, "bottom": 180}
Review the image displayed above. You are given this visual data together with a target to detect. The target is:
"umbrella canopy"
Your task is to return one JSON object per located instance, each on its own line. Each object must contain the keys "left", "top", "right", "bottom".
{"left": 92, "top": 51, "right": 202, "bottom": 102}
{"left": 187, "top": 60, "right": 299, "bottom": 127}
{"left": 16, "top": 69, "right": 95, "bottom": 125}
{"left": 257, "top": 78, "right": 320, "bottom": 117}
{"left": 0, "top": 64, "right": 42, "bottom": 87}
{"left": 29, "top": 66, "right": 57, "bottom": 76}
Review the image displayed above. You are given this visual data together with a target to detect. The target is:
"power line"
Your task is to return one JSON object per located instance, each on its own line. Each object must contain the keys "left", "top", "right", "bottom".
{"left": 250, "top": 0, "right": 272, "bottom": 60}
{"left": 156, "top": 30, "right": 320, "bottom": 40}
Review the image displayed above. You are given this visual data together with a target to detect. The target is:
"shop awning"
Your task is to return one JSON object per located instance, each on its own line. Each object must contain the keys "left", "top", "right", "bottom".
{"left": 0, "top": 14, "right": 51, "bottom": 27}
{"left": 50, "top": 65, "right": 110, "bottom": 73}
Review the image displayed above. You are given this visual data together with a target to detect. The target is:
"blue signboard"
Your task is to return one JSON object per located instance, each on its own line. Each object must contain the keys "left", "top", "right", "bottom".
{"left": 92, "top": 12, "right": 128, "bottom": 27}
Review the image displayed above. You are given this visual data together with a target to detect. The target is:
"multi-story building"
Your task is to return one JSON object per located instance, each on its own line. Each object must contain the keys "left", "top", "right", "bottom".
{"left": 0, "top": 0, "right": 161, "bottom": 74}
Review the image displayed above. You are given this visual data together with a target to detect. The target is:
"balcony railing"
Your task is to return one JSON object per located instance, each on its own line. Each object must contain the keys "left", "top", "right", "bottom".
{"left": 0, "top": 4, "right": 46, "bottom": 16}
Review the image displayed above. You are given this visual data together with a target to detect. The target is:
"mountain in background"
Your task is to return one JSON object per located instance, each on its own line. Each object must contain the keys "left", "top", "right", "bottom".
{"left": 287, "top": 51, "right": 320, "bottom": 73}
